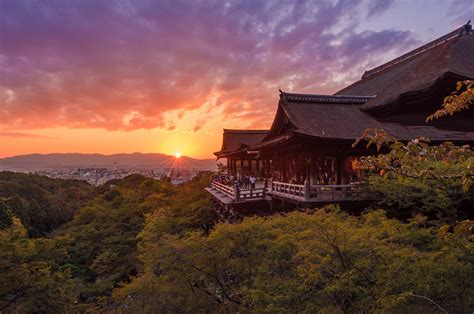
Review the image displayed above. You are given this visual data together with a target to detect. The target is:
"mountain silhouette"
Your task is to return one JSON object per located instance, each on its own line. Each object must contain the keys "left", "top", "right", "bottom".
{"left": 0, "top": 153, "right": 217, "bottom": 170}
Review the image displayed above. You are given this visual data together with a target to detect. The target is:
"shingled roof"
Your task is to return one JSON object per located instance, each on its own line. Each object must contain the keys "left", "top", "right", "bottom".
{"left": 214, "top": 129, "right": 268, "bottom": 158}
{"left": 255, "top": 91, "right": 474, "bottom": 149}
{"left": 277, "top": 92, "right": 378, "bottom": 140}
{"left": 336, "top": 22, "right": 474, "bottom": 112}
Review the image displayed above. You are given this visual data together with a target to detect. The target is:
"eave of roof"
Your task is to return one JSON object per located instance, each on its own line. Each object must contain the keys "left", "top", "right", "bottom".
{"left": 250, "top": 134, "right": 294, "bottom": 151}
{"left": 255, "top": 90, "right": 474, "bottom": 150}
{"left": 214, "top": 129, "right": 269, "bottom": 158}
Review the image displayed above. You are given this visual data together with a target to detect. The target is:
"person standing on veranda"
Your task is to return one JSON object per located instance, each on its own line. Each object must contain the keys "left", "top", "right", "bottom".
{"left": 249, "top": 175, "right": 256, "bottom": 190}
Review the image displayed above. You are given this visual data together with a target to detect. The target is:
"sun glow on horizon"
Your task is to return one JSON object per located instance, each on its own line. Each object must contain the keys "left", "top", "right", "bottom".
{"left": 175, "top": 151, "right": 182, "bottom": 158}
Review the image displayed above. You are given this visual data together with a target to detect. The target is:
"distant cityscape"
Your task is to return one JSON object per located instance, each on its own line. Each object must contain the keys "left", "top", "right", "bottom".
{"left": 6, "top": 167, "right": 205, "bottom": 186}
{"left": 0, "top": 153, "right": 217, "bottom": 185}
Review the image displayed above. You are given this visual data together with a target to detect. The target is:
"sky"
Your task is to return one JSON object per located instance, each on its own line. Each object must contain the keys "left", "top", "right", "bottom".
{"left": 0, "top": 0, "right": 472, "bottom": 159}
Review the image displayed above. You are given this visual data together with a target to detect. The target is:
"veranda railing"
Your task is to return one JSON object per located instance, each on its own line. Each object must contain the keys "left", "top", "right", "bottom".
{"left": 269, "top": 180, "right": 362, "bottom": 202}
{"left": 211, "top": 180, "right": 266, "bottom": 202}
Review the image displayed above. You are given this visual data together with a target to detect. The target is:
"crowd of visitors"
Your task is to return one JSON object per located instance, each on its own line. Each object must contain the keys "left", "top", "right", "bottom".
{"left": 213, "top": 173, "right": 258, "bottom": 190}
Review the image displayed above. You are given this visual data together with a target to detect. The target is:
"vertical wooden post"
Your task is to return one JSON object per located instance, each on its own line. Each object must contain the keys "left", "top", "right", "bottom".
{"left": 336, "top": 155, "right": 342, "bottom": 185}
{"left": 234, "top": 183, "right": 240, "bottom": 202}
{"left": 304, "top": 180, "right": 310, "bottom": 201}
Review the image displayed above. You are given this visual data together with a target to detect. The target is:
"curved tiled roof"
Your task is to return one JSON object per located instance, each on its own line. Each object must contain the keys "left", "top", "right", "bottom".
{"left": 336, "top": 23, "right": 474, "bottom": 111}
{"left": 254, "top": 92, "right": 474, "bottom": 150}
{"left": 214, "top": 129, "right": 268, "bottom": 157}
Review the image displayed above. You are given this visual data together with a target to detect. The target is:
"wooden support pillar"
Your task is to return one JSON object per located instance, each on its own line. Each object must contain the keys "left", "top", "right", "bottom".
{"left": 336, "top": 155, "right": 342, "bottom": 185}
{"left": 340, "top": 155, "right": 348, "bottom": 184}
{"left": 304, "top": 180, "right": 310, "bottom": 201}
{"left": 234, "top": 184, "right": 240, "bottom": 201}
{"left": 282, "top": 154, "right": 287, "bottom": 181}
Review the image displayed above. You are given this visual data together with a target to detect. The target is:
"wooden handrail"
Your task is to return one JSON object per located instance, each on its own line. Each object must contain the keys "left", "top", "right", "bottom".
{"left": 211, "top": 180, "right": 266, "bottom": 201}
{"left": 269, "top": 181, "right": 363, "bottom": 202}
{"left": 212, "top": 179, "right": 363, "bottom": 202}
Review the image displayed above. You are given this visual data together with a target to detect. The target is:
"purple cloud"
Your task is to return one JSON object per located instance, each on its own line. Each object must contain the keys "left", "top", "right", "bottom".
{"left": 366, "top": 0, "right": 395, "bottom": 17}
{"left": 0, "top": 0, "right": 417, "bottom": 131}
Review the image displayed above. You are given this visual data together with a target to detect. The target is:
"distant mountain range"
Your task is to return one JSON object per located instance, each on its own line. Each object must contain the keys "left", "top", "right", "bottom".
{"left": 0, "top": 153, "right": 217, "bottom": 170}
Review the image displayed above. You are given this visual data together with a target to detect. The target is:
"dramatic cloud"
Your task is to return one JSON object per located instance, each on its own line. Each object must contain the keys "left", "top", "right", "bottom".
{"left": 0, "top": 0, "right": 417, "bottom": 132}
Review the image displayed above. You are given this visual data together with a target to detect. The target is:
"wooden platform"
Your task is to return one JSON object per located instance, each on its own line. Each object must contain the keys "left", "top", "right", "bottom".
{"left": 206, "top": 179, "right": 365, "bottom": 207}
{"left": 204, "top": 187, "right": 234, "bottom": 205}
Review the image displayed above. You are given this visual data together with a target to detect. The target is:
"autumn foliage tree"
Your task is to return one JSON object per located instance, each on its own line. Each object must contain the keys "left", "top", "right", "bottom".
{"left": 427, "top": 80, "right": 473, "bottom": 121}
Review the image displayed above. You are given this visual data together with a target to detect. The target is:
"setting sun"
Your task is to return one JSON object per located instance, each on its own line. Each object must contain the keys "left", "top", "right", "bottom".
{"left": 174, "top": 152, "right": 182, "bottom": 159}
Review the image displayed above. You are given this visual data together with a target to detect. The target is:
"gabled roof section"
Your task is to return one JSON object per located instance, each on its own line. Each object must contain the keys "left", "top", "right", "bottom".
{"left": 278, "top": 92, "right": 377, "bottom": 140}
{"left": 336, "top": 21, "right": 474, "bottom": 112}
{"left": 261, "top": 92, "right": 376, "bottom": 142}
{"left": 254, "top": 91, "right": 474, "bottom": 150}
{"left": 214, "top": 129, "right": 268, "bottom": 157}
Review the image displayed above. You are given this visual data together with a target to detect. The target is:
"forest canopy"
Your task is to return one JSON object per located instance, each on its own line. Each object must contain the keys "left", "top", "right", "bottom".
{"left": 0, "top": 171, "right": 472, "bottom": 313}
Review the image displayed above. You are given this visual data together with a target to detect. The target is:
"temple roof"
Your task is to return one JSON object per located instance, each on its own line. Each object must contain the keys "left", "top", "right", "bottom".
{"left": 276, "top": 92, "right": 379, "bottom": 140}
{"left": 336, "top": 22, "right": 474, "bottom": 112}
{"left": 254, "top": 92, "right": 474, "bottom": 149}
{"left": 214, "top": 129, "right": 268, "bottom": 158}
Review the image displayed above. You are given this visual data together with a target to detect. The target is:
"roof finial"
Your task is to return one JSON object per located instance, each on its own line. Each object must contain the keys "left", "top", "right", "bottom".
{"left": 279, "top": 89, "right": 286, "bottom": 99}
{"left": 460, "top": 20, "right": 472, "bottom": 35}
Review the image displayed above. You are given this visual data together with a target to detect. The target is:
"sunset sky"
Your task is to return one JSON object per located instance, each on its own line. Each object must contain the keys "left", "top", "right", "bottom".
{"left": 0, "top": 0, "right": 472, "bottom": 158}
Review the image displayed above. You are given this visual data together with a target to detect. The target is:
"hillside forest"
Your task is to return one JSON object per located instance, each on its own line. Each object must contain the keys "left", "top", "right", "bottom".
{"left": 0, "top": 81, "right": 473, "bottom": 313}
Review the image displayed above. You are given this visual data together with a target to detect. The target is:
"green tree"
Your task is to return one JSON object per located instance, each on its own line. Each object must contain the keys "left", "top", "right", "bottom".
{"left": 113, "top": 207, "right": 474, "bottom": 313}
{"left": 53, "top": 175, "right": 175, "bottom": 307}
{"left": 0, "top": 218, "right": 77, "bottom": 313}
{"left": 0, "top": 172, "right": 95, "bottom": 236}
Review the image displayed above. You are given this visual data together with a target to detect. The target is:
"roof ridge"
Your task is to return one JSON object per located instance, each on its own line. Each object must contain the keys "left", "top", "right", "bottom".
{"left": 279, "top": 91, "right": 375, "bottom": 104}
{"left": 223, "top": 129, "right": 268, "bottom": 133}
{"left": 363, "top": 22, "right": 472, "bottom": 79}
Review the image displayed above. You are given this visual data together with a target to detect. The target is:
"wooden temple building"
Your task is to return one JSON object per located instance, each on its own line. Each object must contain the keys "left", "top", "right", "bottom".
{"left": 206, "top": 22, "right": 474, "bottom": 208}
{"left": 214, "top": 129, "right": 271, "bottom": 178}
